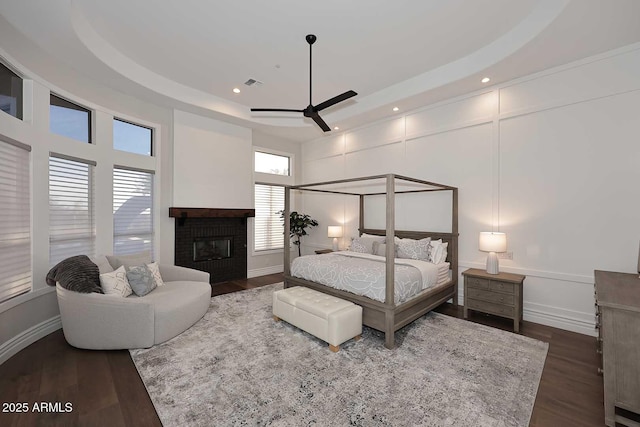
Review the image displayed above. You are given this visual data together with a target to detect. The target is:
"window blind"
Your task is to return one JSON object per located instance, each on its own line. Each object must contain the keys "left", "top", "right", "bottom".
{"left": 49, "top": 155, "right": 95, "bottom": 266}
{"left": 0, "top": 138, "right": 31, "bottom": 303}
{"left": 254, "top": 184, "right": 284, "bottom": 251}
{"left": 113, "top": 167, "right": 153, "bottom": 256}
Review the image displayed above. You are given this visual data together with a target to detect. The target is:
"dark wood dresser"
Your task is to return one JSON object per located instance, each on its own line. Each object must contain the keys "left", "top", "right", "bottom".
{"left": 594, "top": 270, "right": 640, "bottom": 427}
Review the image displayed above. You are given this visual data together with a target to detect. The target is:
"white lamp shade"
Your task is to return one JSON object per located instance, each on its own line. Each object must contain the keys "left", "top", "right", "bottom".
{"left": 327, "top": 226, "right": 343, "bottom": 238}
{"left": 479, "top": 232, "right": 507, "bottom": 253}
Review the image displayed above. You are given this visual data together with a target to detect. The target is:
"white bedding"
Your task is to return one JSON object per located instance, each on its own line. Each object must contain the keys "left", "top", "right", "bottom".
{"left": 290, "top": 251, "right": 450, "bottom": 304}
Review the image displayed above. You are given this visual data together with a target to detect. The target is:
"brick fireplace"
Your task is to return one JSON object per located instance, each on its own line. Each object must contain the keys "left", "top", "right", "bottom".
{"left": 170, "top": 208, "right": 255, "bottom": 284}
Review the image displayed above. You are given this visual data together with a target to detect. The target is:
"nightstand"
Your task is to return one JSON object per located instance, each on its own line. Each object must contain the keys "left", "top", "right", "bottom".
{"left": 314, "top": 249, "right": 333, "bottom": 254}
{"left": 462, "top": 268, "right": 525, "bottom": 332}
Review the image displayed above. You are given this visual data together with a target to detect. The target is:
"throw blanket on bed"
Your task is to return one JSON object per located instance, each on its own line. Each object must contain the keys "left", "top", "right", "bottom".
{"left": 46, "top": 255, "right": 102, "bottom": 293}
{"left": 290, "top": 251, "right": 440, "bottom": 304}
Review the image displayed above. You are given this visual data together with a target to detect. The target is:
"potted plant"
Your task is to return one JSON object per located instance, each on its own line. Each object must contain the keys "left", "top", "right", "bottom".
{"left": 279, "top": 210, "right": 318, "bottom": 257}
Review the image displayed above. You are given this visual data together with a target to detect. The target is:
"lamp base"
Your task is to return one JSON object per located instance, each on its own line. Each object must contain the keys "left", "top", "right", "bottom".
{"left": 485, "top": 252, "right": 499, "bottom": 274}
{"left": 332, "top": 238, "right": 339, "bottom": 251}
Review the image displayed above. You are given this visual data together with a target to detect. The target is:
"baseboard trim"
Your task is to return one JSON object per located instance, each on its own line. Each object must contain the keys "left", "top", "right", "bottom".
{"left": 523, "top": 303, "right": 596, "bottom": 337}
{"left": 248, "top": 265, "right": 283, "bottom": 279}
{"left": 0, "top": 316, "right": 62, "bottom": 365}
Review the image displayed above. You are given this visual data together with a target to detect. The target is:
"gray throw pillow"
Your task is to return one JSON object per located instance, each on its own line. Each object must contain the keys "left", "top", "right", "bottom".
{"left": 126, "top": 264, "right": 157, "bottom": 296}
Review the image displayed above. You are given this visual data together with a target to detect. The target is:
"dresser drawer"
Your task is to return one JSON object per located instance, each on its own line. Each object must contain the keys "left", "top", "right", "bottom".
{"left": 467, "top": 298, "right": 515, "bottom": 318}
{"left": 466, "top": 277, "right": 490, "bottom": 290}
{"left": 467, "top": 287, "right": 515, "bottom": 306}
{"left": 489, "top": 280, "right": 514, "bottom": 294}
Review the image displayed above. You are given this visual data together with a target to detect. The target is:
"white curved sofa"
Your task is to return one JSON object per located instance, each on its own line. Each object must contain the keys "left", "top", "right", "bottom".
{"left": 56, "top": 262, "right": 211, "bottom": 350}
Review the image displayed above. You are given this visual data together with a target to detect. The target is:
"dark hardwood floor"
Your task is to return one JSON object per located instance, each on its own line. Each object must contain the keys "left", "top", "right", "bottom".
{"left": 0, "top": 273, "right": 604, "bottom": 426}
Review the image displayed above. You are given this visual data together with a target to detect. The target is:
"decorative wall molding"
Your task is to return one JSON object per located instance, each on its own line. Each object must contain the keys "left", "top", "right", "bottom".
{"left": 524, "top": 303, "right": 596, "bottom": 337}
{"left": 0, "top": 316, "right": 61, "bottom": 365}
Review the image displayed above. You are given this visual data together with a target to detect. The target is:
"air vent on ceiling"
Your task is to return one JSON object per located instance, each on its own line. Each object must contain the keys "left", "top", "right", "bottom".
{"left": 244, "top": 79, "right": 263, "bottom": 87}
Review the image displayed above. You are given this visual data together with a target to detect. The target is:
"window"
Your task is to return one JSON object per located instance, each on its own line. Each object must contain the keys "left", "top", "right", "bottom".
{"left": 113, "top": 167, "right": 153, "bottom": 256}
{"left": 255, "top": 151, "right": 290, "bottom": 176}
{"left": 50, "top": 94, "right": 92, "bottom": 143}
{"left": 113, "top": 118, "right": 153, "bottom": 156}
{"left": 49, "top": 155, "right": 95, "bottom": 266}
{"left": 0, "top": 62, "right": 23, "bottom": 120}
{"left": 0, "top": 136, "right": 31, "bottom": 303}
{"left": 254, "top": 184, "right": 284, "bottom": 251}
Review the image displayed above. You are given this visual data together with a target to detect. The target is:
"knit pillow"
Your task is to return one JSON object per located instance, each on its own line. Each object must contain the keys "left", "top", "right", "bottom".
{"left": 46, "top": 255, "right": 102, "bottom": 293}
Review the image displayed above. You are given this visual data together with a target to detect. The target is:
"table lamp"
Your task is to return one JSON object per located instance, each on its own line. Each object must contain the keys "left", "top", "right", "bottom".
{"left": 328, "top": 226, "right": 343, "bottom": 251}
{"left": 479, "top": 232, "right": 507, "bottom": 274}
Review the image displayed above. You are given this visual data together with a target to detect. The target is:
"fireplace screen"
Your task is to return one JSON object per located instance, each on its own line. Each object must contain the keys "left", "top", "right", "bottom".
{"left": 193, "top": 236, "right": 232, "bottom": 261}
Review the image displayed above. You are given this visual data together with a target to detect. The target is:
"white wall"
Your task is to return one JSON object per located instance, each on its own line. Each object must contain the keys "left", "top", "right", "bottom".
{"left": 173, "top": 110, "right": 253, "bottom": 209}
{"left": 300, "top": 43, "right": 640, "bottom": 336}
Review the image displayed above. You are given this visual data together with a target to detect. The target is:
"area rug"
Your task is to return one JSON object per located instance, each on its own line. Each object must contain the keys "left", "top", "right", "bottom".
{"left": 130, "top": 283, "right": 548, "bottom": 427}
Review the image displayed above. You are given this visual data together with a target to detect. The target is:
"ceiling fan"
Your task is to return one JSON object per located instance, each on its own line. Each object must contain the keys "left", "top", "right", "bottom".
{"left": 251, "top": 34, "right": 357, "bottom": 132}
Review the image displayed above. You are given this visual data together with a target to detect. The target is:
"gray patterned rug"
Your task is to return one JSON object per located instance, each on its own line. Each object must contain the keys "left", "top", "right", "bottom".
{"left": 130, "top": 283, "right": 548, "bottom": 427}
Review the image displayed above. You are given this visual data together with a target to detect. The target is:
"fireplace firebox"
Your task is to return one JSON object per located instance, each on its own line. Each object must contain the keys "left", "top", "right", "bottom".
{"left": 193, "top": 236, "right": 232, "bottom": 262}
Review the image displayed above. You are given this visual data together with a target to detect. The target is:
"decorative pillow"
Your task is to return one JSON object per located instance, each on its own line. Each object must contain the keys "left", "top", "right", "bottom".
{"left": 46, "top": 255, "right": 102, "bottom": 293}
{"left": 373, "top": 242, "right": 397, "bottom": 257}
{"left": 89, "top": 255, "right": 114, "bottom": 274}
{"left": 396, "top": 237, "right": 431, "bottom": 260}
{"left": 350, "top": 238, "right": 369, "bottom": 254}
{"left": 146, "top": 262, "right": 165, "bottom": 287}
{"left": 99, "top": 266, "right": 133, "bottom": 297}
{"left": 428, "top": 240, "right": 449, "bottom": 264}
{"left": 106, "top": 251, "right": 152, "bottom": 270}
{"left": 127, "top": 264, "right": 157, "bottom": 297}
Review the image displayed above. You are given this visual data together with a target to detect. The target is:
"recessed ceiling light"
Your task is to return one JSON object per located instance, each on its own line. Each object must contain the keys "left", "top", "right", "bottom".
{"left": 481, "top": 77, "right": 491, "bottom": 83}
{"left": 392, "top": 107, "right": 399, "bottom": 112}
{"left": 333, "top": 126, "right": 339, "bottom": 130}
{"left": 233, "top": 88, "right": 241, "bottom": 94}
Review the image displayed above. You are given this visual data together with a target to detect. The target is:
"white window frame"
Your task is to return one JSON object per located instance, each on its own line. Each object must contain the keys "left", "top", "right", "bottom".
{"left": 48, "top": 154, "right": 96, "bottom": 266}
{"left": 252, "top": 147, "right": 294, "bottom": 256}
{"left": 0, "top": 135, "right": 31, "bottom": 304}
{"left": 113, "top": 166, "right": 154, "bottom": 257}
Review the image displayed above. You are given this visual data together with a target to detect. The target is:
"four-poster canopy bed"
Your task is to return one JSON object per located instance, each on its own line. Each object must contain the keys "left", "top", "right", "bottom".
{"left": 283, "top": 174, "right": 459, "bottom": 349}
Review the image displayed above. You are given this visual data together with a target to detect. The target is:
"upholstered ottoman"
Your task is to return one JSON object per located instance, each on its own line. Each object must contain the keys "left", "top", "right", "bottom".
{"left": 273, "top": 286, "right": 362, "bottom": 352}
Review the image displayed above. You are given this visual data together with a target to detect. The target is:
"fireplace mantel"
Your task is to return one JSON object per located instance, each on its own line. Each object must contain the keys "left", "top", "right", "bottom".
{"left": 169, "top": 207, "right": 255, "bottom": 219}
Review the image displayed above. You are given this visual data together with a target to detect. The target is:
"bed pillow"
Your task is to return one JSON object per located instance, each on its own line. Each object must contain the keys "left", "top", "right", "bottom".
{"left": 396, "top": 237, "right": 431, "bottom": 260}
{"left": 126, "top": 264, "right": 157, "bottom": 297}
{"left": 350, "top": 238, "right": 369, "bottom": 253}
{"left": 350, "top": 235, "right": 385, "bottom": 254}
{"left": 429, "top": 240, "right": 449, "bottom": 264}
{"left": 99, "top": 266, "right": 133, "bottom": 297}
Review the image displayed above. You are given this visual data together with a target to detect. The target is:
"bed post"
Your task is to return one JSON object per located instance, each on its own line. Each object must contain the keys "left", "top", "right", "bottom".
{"left": 384, "top": 174, "right": 396, "bottom": 349}
{"left": 359, "top": 194, "right": 364, "bottom": 234}
{"left": 284, "top": 186, "right": 291, "bottom": 278}
{"left": 451, "top": 187, "right": 459, "bottom": 306}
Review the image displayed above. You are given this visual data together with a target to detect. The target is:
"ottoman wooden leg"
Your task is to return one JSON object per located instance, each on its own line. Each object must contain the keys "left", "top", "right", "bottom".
{"left": 329, "top": 344, "right": 340, "bottom": 352}
{"left": 273, "top": 315, "right": 281, "bottom": 322}
{"left": 354, "top": 335, "right": 362, "bottom": 341}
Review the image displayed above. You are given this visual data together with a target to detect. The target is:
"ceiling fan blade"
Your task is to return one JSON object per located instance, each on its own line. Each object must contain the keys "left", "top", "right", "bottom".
{"left": 314, "top": 90, "right": 358, "bottom": 112}
{"left": 251, "top": 108, "right": 304, "bottom": 112}
{"left": 311, "top": 113, "right": 331, "bottom": 132}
